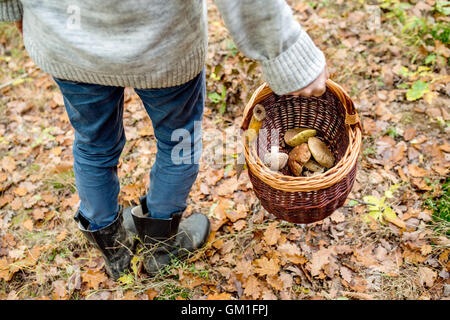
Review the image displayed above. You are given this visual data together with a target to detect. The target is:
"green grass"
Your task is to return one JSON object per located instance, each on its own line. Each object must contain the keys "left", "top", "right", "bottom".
{"left": 425, "top": 177, "right": 450, "bottom": 236}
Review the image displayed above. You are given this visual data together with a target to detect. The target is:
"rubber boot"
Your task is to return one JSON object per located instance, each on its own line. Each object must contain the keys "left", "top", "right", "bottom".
{"left": 129, "top": 196, "right": 210, "bottom": 275}
{"left": 75, "top": 207, "right": 133, "bottom": 280}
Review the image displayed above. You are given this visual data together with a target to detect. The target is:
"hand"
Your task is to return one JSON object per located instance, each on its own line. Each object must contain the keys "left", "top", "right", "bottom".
{"left": 287, "top": 64, "right": 329, "bottom": 97}
{"left": 14, "top": 20, "right": 23, "bottom": 34}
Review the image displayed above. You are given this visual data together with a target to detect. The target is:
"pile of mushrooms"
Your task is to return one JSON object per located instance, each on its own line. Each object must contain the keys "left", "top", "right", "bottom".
{"left": 262, "top": 127, "right": 335, "bottom": 177}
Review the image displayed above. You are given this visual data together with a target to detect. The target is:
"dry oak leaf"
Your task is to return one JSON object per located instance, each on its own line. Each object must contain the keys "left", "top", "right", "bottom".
{"left": 211, "top": 198, "right": 232, "bottom": 232}
{"left": 266, "top": 275, "right": 284, "bottom": 291}
{"left": 1, "top": 246, "right": 45, "bottom": 281}
{"left": 13, "top": 186, "right": 28, "bottom": 197}
{"left": 309, "top": 247, "right": 334, "bottom": 277}
{"left": 330, "top": 210, "right": 346, "bottom": 223}
{"left": 254, "top": 256, "right": 280, "bottom": 277}
{"left": 261, "top": 290, "right": 277, "bottom": 300}
{"left": 23, "top": 219, "right": 33, "bottom": 232}
{"left": 225, "top": 205, "right": 247, "bottom": 222}
{"left": 1, "top": 156, "right": 16, "bottom": 173}
{"left": 418, "top": 267, "right": 436, "bottom": 288}
{"left": 81, "top": 269, "right": 108, "bottom": 290}
{"left": 242, "top": 275, "right": 262, "bottom": 299}
{"left": 10, "top": 197, "right": 22, "bottom": 210}
{"left": 0, "top": 258, "right": 12, "bottom": 281}
{"left": 403, "top": 127, "right": 416, "bottom": 141}
{"left": 122, "top": 290, "right": 137, "bottom": 300}
{"left": 205, "top": 168, "right": 224, "bottom": 186}
{"left": 206, "top": 292, "right": 232, "bottom": 300}
{"left": 146, "top": 289, "right": 159, "bottom": 300}
{"left": 277, "top": 242, "right": 307, "bottom": 264}
{"left": 263, "top": 221, "right": 281, "bottom": 246}
{"left": 391, "top": 141, "right": 407, "bottom": 163}
{"left": 56, "top": 230, "right": 67, "bottom": 242}
{"left": 233, "top": 219, "right": 247, "bottom": 231}
{"left": 340, "top": 266, "right": 353, "bottom": 284}
{"left": 215, "top": 178, "right": 238, "bottom": 196}
{"left": 234, "top": 259, "right": 253, "bottom": 279}
{"left": 0, "top": 194, "right": 13, "bottom": 208}
{"left": 52, "top": 280, "right": 68, "bottom": 300}
{"left": 408, "top": 164, "right": 428, "bottom": 178}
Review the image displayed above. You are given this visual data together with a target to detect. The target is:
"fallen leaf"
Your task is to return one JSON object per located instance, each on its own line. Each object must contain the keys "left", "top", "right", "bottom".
{"left": 1, "top": 156, "right": 16, "bottom": 173}
{"left": 233, "top": 219, "right": 247, "bottom": 231}
{"left": 310, "top": 247, "right": 334, "bottom": 277}
{"left": 408, "top": 164, "right": 427, "bottom": 177}
{"left": 56, "top": 230, "right": 67, "bottom": 242}
{"left": 206, "top": 292, "right": 232, "bottom": 300}
{"left": 10, "top": 197, "right": 22, "bottom": 210}
{"left": 23, "top": 219, "right": 33, "bottom": 232}
{"left": 0, "top": 258, "right": 13, "bottom": 281}
{"left": 14, "top": 186, "right": 27, "bottom": 197}
{"left": 330, "top": 210, "right": 346, "bottom": 223}
{"left": 234, "top": 259, "right": 253, "bottom": 279}
{"left": 242, "top": 275, "right": 262, "bottom": 299}
{"left": 340, "top": 266, "right": 353, "bottom": 283}
{"left": 122, "top": 290, "right": 137, "bottom": 300}
{"left": 277, "top": 242, "right": 307, "bottom": 264}
{"left": 215, "top": 178, "right": 238, "bottom": 196}
{"left": 254, "top": 256, "right": 280, "bottom": 277}
{"left": 418, "top": 267, "right": 436, "bottom": 288}
{"left": 53, "top": 280, "right": 68, "bottom": 299}
{"left": 263, "top": 221, "right": 281, "bottom": 246}
{"left": 146, "top": 289, "right": 159, "bottom": 300}
{"left": 225, "top": 206, "right": 247, "bottom": 222}
{"left": 403, "top": 127, "right": 416, "bottom": 141}
{"left": 81, "top": 269, "right": 107, "bottom": 290}
{"left": 32, "top": 208, "right": 47, "bottom": 221}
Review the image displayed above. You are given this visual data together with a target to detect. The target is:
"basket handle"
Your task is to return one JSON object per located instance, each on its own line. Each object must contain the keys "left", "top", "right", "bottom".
{"left": 241, "top": 79, "right": 361, "bottom": 130}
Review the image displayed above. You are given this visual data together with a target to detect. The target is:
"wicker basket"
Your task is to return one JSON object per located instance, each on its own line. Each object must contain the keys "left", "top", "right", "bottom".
{"left": 241, "top": 80, "right": 362, "bottom": 224}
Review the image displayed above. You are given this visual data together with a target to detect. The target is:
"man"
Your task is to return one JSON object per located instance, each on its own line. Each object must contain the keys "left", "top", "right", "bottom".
{"left": 0, "top": 0, "right": 329, "bottom": 280}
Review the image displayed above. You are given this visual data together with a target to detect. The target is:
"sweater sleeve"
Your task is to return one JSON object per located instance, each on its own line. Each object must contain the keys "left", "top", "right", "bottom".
{"left": 0, "top": 0, "right": 23, "bottom": 21}
{"left": 214, "top": 0, "right": 326, "bottom": 95}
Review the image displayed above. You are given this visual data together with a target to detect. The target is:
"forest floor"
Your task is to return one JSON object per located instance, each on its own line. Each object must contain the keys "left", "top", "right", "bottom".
{"left": 0, "top": 0, "right": 449, "bottom": 300}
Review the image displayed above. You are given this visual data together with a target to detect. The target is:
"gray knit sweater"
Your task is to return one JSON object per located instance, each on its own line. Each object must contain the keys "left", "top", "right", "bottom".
{"left": 0, "top": 0, "right": 325, "bottom": 95}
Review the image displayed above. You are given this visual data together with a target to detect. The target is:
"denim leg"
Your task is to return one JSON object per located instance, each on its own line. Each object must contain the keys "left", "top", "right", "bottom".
{"left": 134, "top": 70, "right": 205, "bottom": 219}
{"left": 54, "top": 78, "right": 126, "bottom": 230}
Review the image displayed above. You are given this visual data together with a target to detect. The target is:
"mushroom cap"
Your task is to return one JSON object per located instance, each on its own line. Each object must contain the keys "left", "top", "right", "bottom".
{"left": 307, "top": 137, "right": 335, "bottom": 169}
{"left": 304, "top": 159, "right": 325, "bottom": 173}
{"left": 284, "top": 128, "right": 304, "bottom": 144}
{"left": 253, "top": 104, "right": 267, "bottom": 121}
{"left": 288, "top": 143, "right": 311, "bottom": 176}
{"left": 285, "top": 128, "right": 317, "bottom": 147}
{"left": 263, "top": 151, "right": 288, "bottom": 171}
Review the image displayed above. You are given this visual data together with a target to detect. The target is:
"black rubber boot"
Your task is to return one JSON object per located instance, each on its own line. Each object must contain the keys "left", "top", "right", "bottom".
{"left": 75, "top": 207, "right": 133, "bottom": 280}
{"left": 128, "top": 196, "right": 210, "bottom": 275}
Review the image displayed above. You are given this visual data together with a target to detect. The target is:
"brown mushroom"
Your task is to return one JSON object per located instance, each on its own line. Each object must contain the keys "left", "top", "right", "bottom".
{"left": 307, "top": 137, "right": 335, "bottom": 169}
{"left": 284, "top": 128, "right": 316, "bottom": 147}
{"left": 288, "top": 143, "right": 311, "bottom": 176}
{"left": 247, "top": 104, "right": 266, "bottom": 143}
{"left": 253, "top": 104, "right": 266, "bottom": 121}
{"left": 304, "top": 159, "right": 325, "bottom": 173}
{"left": 263, "top": 151, "right": 288, "bottom": 171}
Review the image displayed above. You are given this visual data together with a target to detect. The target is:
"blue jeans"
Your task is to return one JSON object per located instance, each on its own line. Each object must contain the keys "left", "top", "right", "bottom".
{"left": 54, "top": 71, "right": 205, "bottom": 230}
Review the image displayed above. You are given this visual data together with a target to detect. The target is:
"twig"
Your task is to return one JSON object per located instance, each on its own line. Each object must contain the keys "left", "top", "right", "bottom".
{"left": 0, "top": 70, "right": 35, "bottom": 90}
{"left": 341, "top": 291, "right": 374, "bottom": 300}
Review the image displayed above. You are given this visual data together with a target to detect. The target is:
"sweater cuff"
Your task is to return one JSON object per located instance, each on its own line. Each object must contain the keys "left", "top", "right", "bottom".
{"left": 0, "top": 1, "right": 23, "bottom": 21}
{"left": 261, "top": 30, "right": 326, "bottom": 96}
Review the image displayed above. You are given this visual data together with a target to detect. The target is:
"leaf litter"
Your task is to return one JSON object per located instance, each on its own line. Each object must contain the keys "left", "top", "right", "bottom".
{"left": 0, "top": 0, "right": 449, "bottom": 300}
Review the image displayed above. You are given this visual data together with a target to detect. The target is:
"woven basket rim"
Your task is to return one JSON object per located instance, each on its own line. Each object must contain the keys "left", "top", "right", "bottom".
{"left": 241, "top": 80, "right": 362, "bottom": 193}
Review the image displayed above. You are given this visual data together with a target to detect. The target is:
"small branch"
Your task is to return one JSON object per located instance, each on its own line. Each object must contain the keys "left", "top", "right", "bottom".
{"left": 0, "top": 70, "right": 35, "bottom": 90}
{"left": 341, "top": 291, "right": 374, "bottom": 300}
